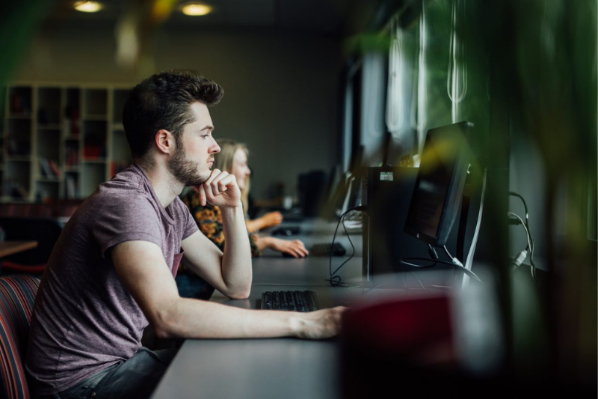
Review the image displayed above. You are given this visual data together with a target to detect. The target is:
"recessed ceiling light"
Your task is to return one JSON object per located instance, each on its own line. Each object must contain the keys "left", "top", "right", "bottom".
{"left": 181, "top": 3, "right": 212, "bottom": 16}
{"left": 74, "top": 1, "right": 103, "bottom": 13}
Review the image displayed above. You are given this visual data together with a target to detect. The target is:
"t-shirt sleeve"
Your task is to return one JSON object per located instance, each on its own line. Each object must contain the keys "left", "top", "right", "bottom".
{"left": 93, "top": 192, "right": 164, "bottom": 257}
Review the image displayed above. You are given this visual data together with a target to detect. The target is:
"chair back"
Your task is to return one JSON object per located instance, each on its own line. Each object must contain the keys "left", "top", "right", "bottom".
{"left": 0, "top": 275, "right": 40, "bottom": 399}
{"left": 0, "top": 218, "right": 63, "bottom": 268}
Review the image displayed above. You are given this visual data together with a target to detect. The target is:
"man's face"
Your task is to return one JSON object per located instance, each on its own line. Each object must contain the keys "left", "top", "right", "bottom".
{"left": 168, "top": 102, "right": 220, "bottom": 186}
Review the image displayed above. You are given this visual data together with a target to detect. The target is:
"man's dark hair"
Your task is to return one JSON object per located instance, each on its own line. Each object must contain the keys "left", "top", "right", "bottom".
{"left": 123, "top": 70, "right": 224, "bottom": 165}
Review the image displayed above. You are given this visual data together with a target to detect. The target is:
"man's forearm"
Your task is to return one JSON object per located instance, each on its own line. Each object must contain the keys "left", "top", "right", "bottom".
{"left": 158, "top": 298, "right": 298, "bottom": 339}
{"left": 220, "top": 205, "right": 252, "bottom": 297}
{"left": 157, "top": 297, "right": 344, "bottom": 341}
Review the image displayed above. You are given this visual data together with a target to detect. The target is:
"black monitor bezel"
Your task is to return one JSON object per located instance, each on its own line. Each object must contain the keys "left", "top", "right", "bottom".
{"left": 404, "top": 121, "right": 473, "bottom": 247}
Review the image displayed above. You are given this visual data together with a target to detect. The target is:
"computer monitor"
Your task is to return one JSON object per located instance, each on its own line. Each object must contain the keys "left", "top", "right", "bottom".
{"left": 322, "top": 145, "right": 365, "bottom": 220}
{"left": 404, "top": 121, "right": 474, "bottom": 248}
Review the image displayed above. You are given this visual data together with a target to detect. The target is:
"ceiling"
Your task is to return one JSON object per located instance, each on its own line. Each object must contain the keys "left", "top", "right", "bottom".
{"left": 44, "top": 0, "right": 360, "bottom": 36}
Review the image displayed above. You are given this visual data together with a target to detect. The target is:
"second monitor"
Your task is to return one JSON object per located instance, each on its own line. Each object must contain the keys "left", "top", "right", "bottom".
{"left": 363, "top": 121, "right": 476, "bottom": 283}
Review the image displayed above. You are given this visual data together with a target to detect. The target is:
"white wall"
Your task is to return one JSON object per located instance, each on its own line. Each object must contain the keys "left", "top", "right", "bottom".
{"left": 15, "top": 24, "right": 342, "bottom": 201}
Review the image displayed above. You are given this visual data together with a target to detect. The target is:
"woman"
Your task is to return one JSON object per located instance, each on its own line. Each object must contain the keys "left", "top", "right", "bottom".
{"left": 185, "top": 138, "right": 308, "bottom": 257}
{"left": 177, "top": 139, "right": 308, "bottom": 298}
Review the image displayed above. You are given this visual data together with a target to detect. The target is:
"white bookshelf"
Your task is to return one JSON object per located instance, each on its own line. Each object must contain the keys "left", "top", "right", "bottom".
{"left": 1, "top": 83, "right": 133, "bottom": 202}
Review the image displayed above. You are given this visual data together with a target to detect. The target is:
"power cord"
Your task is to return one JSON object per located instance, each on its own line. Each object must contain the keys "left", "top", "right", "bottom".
{"left": 508, "top": 211, "right": 536, "bottom": 280}
{"left": 398, "top": 244, "right": 484, "bottom": 284}
{"left": 327, "top": 206, "right": 365, "bottom": 287}
{"left": 509, "top": 191, "right": 536, "bottom": 280}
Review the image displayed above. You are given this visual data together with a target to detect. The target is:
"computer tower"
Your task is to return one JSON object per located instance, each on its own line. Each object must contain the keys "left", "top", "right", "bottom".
{"left": 362, "top": 166, "right": 428, "bottom": 282}
{"left": 362, "top": 165, "right": 471, "bottom": 285}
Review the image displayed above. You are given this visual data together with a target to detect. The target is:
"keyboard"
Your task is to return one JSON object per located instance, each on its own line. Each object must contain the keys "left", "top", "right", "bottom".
{"left": 261, "top": 290, "right": 318, "bottom": 312}
{"left": 310, "top": 242, "right": 346, "bottom": 257}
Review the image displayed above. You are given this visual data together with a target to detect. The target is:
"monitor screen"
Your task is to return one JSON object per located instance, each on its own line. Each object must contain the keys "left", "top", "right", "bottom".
{"left": 322, "top": 145, "right": 365, "bottom": 220}
{"left": 404, "top": 121, "right": 473, "bottom": 246}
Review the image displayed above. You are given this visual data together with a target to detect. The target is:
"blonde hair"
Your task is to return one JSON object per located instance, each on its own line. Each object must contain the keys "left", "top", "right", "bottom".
{"left": 215, "top": 138, "right": 250, "bottom": 212}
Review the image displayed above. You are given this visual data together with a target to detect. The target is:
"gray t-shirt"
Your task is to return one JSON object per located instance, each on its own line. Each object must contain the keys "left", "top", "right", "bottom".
{"left": 26, "top": 164, "right": 198, "bottom": 395}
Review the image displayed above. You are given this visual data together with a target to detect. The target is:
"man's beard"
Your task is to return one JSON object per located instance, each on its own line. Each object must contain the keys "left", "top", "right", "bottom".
{"left": 168, "top": 139, "right": 210, "bottom": 186}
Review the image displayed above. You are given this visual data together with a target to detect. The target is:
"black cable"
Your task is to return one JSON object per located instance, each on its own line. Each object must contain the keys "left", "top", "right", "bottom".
{"left": 427, "top": 243, "right": 439, "bottom": 259}
{"left": 327, "top": 206, "right": 364, "bottom": 287}
{"left": 399, "top": 256, "right": 484, "bottom": 283}
{"left": 509, "top": 191, "right": 528, "bottom": 218}
{"left": 509, "top": 191, "right": 535, "bottom": 253}
{"left": 509, "top": 191, "right": 537, "bottom": 278}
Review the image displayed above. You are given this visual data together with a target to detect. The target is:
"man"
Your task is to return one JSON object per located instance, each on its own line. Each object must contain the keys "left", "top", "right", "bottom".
{"left": 26, "top": 70, "right": 345, "bottom": 399}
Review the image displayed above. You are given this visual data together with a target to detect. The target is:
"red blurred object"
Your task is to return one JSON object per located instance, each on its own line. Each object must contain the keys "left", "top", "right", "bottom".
{"left": 1, "top": 261, "right": 46, "bottom": 274}
{"left": 339, "top": 294, "right": 464, "bottom": 399}
{"left": 83, "top": 146, "right": 101, "bottom": 159}
{"left": 341, "top": 295, "right": 456, "bottom": 367}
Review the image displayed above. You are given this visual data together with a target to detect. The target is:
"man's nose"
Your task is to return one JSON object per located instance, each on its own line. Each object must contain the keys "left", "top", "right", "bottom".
{"left": 212, "top": 143, "right": 221, "bottom": 153}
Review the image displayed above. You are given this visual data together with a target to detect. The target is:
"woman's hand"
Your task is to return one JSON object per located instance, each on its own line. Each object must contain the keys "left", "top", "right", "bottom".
{"left": 194, "top": 169, "right": 242, "bottom": 209}
{"left": 259, "top": 211, "right": 283, "bottom": 229}
{"left": 268, "top": 237, "right": 309, "bottom": 258}
{"left": 247, "top": 211, "right": 283, "bottom": 233}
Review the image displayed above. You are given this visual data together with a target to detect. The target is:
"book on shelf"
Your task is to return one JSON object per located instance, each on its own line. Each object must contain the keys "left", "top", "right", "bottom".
{"left": 65, "top": 174, "right": 78, "bottom": 198}
{"left": 65, "top": 147, "right": 79, "bottom": 168}
{"left": 39, "top": 158, "right": 52, "bottom": 177}
{"left": 7, "top": 180, "right": 28, "bottom": 198}
{"left": 8, "top": 137, "right": 31, "bottom": 156}
{"left": 10, "top": 92, "right": 31, "bottom": 114}
{"left": 48, "top": 160, "right": 61, "bottom": 177}
{"left": 39, "top": 158, "right": 61, "bottom": 178}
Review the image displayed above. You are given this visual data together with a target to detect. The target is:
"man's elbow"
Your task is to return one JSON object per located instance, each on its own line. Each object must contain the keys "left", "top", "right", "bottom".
{"left": 153, "top": 324, "right": 177, "bottom": 340}
{"left": 152, "top": 305, "right": 181, "bottom": 339}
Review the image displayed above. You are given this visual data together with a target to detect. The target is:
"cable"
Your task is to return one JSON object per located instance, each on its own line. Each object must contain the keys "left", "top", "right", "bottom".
{"left": 447, "top": 0, "right": 468, "bottom": 122}
{"left": 508, "top": 211, "right": 535, "bottom": 280}
{"left": 509, "top": 192, "right": 535, "bottom": 254}
{"left": 399, "top": 255, "right": 484, "bottom": 283}
{"left": 509, "top": 191, "right": 529, "bottom": 218}
{"left": 386, "top": 16, "right": 403, "bottom": 135}
{"left": 509, "top": 191, "right": 537, "bottom": 280}
{"left": 408, "top": 271, "right": 427, "bottom": 292}
{"left": 462, "top": 167, "right": 487, "bottom": 288}
{"left": 427, "top": 243, "right": 439, "bottom": 259}
{"left": 327, "top": 206, "right": 365, "bottom": 287}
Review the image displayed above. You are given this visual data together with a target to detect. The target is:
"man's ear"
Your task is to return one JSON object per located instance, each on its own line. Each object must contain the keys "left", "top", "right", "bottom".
{"left": 155, "top": 129, "right": 175, "bottom": 154}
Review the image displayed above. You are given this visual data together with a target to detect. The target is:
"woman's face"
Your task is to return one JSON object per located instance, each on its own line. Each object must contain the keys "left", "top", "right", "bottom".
{"left": 231, "top": 148, "right": 251, "bottom": 190}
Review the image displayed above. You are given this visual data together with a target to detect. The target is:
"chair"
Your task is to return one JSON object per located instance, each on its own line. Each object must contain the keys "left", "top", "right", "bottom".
{"left": 0, "top": 218, "right": 63, "bottom": 275}
{"left": 0, "top": 275, "right": 40, "bottom": 399}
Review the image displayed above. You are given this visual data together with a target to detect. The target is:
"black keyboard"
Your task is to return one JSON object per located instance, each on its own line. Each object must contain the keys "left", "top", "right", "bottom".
{"left": 261, "top": 290, "right": 318, "bottom": 312}
{"left": 310, "top": 242, "right": 346, "bottom": 256}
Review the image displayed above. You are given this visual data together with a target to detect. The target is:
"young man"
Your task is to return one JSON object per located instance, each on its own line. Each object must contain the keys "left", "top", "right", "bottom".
{"left": 26, "top": 70, "right": 345, "bottom": 399}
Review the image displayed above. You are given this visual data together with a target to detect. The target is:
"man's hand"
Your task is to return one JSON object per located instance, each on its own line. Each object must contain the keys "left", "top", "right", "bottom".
{"left": 195, "top": 169, "right": 241, "bottom": 208}
{"left": 292, "top": 307, "right": 347, "bottom": 339}
{"left": 268, "top": 237, "right": 309, "bottom": 258}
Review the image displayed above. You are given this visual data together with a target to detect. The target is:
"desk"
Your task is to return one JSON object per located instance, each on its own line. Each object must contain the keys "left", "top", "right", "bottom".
{"left": 152, "top": 219, "right": 465, "bottom": 399}
{"left": 0, "top": 241, "right": 38, "bottom": 258}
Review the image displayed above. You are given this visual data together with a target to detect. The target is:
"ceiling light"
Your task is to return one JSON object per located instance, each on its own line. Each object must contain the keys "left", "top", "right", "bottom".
{"left": 181, "top": 3, "right": 212, "bottom": 16}
{"left": 74, "top": 1, "right": 103, "bottom": 13}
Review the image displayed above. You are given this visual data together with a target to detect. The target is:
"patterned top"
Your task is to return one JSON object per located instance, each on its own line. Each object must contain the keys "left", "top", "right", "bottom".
{"left": 180, "top": 190, "right": 261, "bottom": 265}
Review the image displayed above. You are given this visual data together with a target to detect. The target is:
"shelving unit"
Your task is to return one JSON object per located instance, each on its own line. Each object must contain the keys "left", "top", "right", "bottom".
{"left": 1, "top": 83, "right": 133, "bottom": 202}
